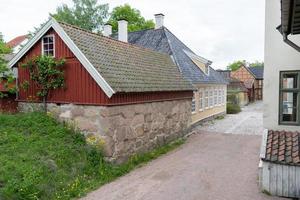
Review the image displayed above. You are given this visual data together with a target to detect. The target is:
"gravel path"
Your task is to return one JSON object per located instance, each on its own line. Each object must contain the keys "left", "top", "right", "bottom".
{"left": 195, "top": 101, "right": 264, "bottom": 135}
{"left": 82, "top": 133, "right": 285, "bottom": 200}
{"left": 81, "top": 101, "right": 285, "bottom": 200}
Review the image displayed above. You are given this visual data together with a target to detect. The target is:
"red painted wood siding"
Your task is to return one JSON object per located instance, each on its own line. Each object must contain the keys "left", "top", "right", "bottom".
{"left": 17, "top": 28, "right": 192, "bottom": 106}
{"left": 0, "top": 94, "right": 18, "bottom": 113}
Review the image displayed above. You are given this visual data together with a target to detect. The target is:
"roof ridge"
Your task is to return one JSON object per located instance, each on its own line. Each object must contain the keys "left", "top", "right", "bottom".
{"left": 163, "top": 27, "right": 212, "bottom": 63}
{"left": 57, "top": 21, "right": 171, "bottom": 58}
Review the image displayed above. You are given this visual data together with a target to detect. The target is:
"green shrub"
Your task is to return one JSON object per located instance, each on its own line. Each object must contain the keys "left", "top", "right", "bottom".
{"left": 0, "top": 112, "right": 184, "bottom": 200}
{"left": 226, "top": 103, "right": 241, "bottom": 114}
{"left": 227, "top": 93, "right": 239, "bottom": 104}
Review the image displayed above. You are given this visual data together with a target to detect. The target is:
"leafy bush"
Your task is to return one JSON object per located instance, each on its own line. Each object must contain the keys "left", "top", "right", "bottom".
{"left": 0, "top": 112, "right": 184, "bottom": 200}
{"left": 226, "top": 103, "right": 241, "bottom": 114}
{"left": 227, "top": 93, "right": 239, "bottom": 104}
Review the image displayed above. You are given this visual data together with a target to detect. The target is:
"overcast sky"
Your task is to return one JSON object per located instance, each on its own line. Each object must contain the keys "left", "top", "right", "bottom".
{"left": 0, "top": 0, "right": 265, "bottom": 69}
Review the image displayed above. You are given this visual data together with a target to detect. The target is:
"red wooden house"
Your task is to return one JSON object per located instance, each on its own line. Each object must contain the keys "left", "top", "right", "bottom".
{"left": 8, "top": 18, "right": 194, "bottom": 162}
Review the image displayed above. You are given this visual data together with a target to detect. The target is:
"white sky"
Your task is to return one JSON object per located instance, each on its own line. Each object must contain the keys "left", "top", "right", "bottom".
{"left": 0, "top": 0, "right": 265, "bottom": 69}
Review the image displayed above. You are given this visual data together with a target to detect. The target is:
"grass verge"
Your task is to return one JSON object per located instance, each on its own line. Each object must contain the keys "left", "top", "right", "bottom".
{"left": 0, "top": 112, "right": 184, "bottom": 200}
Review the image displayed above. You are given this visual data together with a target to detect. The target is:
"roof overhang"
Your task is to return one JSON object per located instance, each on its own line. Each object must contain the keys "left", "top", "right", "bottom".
{"left": 278, "top": 0, "right": 300, "bottom": 51}
{"left": 280, "top": 0, "right": 300, "bottom": 35}
{"left": 8, "top": 18, "right": 115, "bottom": 98}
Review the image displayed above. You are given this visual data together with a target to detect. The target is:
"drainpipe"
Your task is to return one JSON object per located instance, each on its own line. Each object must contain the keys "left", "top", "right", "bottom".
{"left": 283, "top": 33, "right": 300, "bottom": 52}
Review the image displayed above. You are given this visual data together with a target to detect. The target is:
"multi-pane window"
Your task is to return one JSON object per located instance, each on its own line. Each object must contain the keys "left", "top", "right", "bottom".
{"left": 199, "top": 90, "right": 204, "bottom": 111}
{"left": 205, "top": 89, "right": 209, "bottom": 109}
{"left": 192, "top": 93, "right": 196, "bottom": 113}
{"left": 209, "top": 88, "right": 213, "bottom": 107}
{"left": 214, "top": 88, "right": 218, "bottom": 106}
{"left": 279, "top": 71, "right": 300, "bottom": 125}
{"left": 218, "top": 88, "right": 222, "bottom": 105}
{"left": 42, "top": 35, "right": 55, "bottom": 56}
{"left": 222, "top": 87, "right": 226, "bottom": 104}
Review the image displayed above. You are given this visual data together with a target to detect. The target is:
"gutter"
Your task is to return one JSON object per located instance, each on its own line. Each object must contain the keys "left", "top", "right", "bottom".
{"left": 283, "top": 33, "right": 300, "bottom": 52}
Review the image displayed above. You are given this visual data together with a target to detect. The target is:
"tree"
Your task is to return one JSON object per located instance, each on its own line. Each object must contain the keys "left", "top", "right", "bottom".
{"left": 249, "top": 61, "right": 264, "bottom": 68}
{"left": 227, "top": 60, "right": 246, "bottom": 71}
{"left": 109, "top": 4, "right": 155, "bottom": 33}
{"left": 21, "top": 56, "right": 65, "bottom": 112}
{"left": 0, "top": 32, "right": 15, "bottom": 98}
{"left": 52, "top": 0, "right": 109, "bottom": 33}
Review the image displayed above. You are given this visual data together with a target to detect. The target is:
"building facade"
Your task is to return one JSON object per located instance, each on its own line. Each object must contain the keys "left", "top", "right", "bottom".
{"left": 118, "top": 14, "right": 228, "bottom": 125}
{"left": 260, "top": 0, "right": 300, "bottom": 198}
{"left": 9, "top": 18, "right": 194, "bottom": 163}
{"left": 231, "top": 65, "right": 263, "bottom": 101}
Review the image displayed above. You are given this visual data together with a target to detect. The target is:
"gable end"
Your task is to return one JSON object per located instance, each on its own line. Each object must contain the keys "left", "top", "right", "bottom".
{"left": 8, "top": 18, "right": 115, "bottom": 98}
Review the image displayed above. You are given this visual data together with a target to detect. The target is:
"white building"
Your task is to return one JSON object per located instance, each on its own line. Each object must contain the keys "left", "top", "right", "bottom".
{"left": 260, "top": 0, "right": 300, "bottom": 198}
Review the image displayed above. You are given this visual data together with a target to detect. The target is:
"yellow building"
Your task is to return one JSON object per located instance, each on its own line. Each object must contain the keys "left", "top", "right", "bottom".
{"left": 125, "top": 14, "right": 228, "bottom": 125}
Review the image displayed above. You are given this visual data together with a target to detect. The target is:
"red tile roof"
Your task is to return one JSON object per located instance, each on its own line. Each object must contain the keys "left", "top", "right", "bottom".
{"left": 263, "top": 130, "right": 300, "bottom": 166}
{"left": 6, "top": 35, "right": 28, "bottom": 48}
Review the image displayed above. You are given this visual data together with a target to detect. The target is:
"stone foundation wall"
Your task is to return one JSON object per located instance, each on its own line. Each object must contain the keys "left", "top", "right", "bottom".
{"left": 19, "top": 99, "right": 191, "bottom": 163}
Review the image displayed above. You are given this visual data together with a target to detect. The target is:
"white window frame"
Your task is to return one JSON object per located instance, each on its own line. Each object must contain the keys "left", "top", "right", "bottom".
{"left": 214, "top": 87, "right": 218, "bottom": 107}
{"left": 209, "top": 88, "right": 213, "bottom": 108}
{"left": 199, "top": 89, "right": 204, "bottom": 112}
{"left": 192, "top": 92, "right": 196, "bottom": 114}
{"left": 41, "top": 34, "right": 55, "bottom": 57}
{"left": 222, "top": 86, "right": 226, "bottom": 105}
{"left": 218, "top": 87, "right": 222, "bottom": 106}
{"left": 204, "top": 88, "right": 209, "bottom": 109}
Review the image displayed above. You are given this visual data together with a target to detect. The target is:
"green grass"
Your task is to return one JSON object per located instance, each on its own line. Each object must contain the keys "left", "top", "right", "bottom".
{"left": 0, "top": 112, "right": 185, "bottom": 200}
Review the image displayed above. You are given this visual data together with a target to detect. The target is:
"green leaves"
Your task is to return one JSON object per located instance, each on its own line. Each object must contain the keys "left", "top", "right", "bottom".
{"left": 227, "top": 60, "right": 264, "bottom": 71}
{"left": 21, "top": 55, "right": 65, "bottom": 111}
{"left": 109, "top": 4, "right": 155, "bottom": 33}
{"left": 53, "top": 0, "right": 109, "bottom": 33}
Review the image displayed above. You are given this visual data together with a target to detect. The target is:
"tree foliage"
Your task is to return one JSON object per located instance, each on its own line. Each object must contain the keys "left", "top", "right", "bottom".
{"left": 0, "top": 32, "right": 15, "bottom": 98}
{"left": 109, "top": 4, "right": 155, "bottom": 33}
{"left": 52, "top": 0, "right": 109, "bottom": 33}
{"left": 249, "top": 61, "right": 264, "bottom": 68}
{"left": 227, "top": 60, "right": 246, "bottom": 71}
{"left": 227, "top": 60, "right": 264, "bottom": 71}
{"left": 21, "top": 56, "right": 65, "bottom": 111}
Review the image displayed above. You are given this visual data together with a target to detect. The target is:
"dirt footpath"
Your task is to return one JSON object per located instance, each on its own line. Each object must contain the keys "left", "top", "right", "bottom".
{"left": 81, "top": 132, "right": 285, "bottom": 200}
{"left": 196, "top": 101, "right": 264, "bottom": 135}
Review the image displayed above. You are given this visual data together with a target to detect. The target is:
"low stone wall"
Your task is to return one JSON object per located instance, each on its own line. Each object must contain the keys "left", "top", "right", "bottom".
{"left": 19, "top": 99, "right": 191, "bottom": 163}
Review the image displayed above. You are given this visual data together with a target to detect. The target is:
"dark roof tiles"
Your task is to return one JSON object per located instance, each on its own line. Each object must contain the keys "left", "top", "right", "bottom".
{"left": 125, "top": 28, "right": 227, "bottom": 85}
{"left": 248, "top": 66, "right": 264, "bottom": 79}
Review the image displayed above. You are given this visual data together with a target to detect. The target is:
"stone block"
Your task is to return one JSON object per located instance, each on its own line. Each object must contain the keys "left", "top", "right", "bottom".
{"left": 71, "top": 107, "right": 84, "bottom": 117}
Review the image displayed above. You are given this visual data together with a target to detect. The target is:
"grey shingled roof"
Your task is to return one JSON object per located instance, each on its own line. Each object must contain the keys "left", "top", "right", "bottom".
{"left": 124, "top": 27, "right": 227, "bottom": 85}
{"left": 59, "top": 22, "right": 194, "bottom": 93}
{"left": 248, "top": 66, "right": 264, "bottom": 79}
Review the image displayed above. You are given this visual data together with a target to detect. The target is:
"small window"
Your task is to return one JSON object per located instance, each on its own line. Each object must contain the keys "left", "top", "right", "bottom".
{"left": 222, "top": 87, "right": 226, "bottom": 104}
{"left": 199, "top": 90, "right": 204, "bottom": 111}
{"left": 218, "top": 88, "right": 222, "bottom": 105}
{"left": 214, "top": 88, "right": 218, "bottom": 106}
{"left": 192, "top": 94, "right": 196, "bottom": 113}
{"left": 279, "top": 71, "right": 300, "bottom": 125}
{"left": 205, "top": 89, "right": 209, "bottom": 109}
{"left": 209, "top": 88, "right": 213, "bottom": 107}
{"left": 42, "top": 35, "right": 55, "bottom": 56}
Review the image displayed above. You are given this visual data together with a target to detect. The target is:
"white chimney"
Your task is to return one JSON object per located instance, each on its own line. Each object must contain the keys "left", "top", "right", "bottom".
{"left": 103, "top": 23, "right": 112, "bottom": 37}
{"left": 118, "top": 19, "right": 128, "bottom": 42}
{"left": 155, "top": 13, "right": 165, "bottom": 29}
